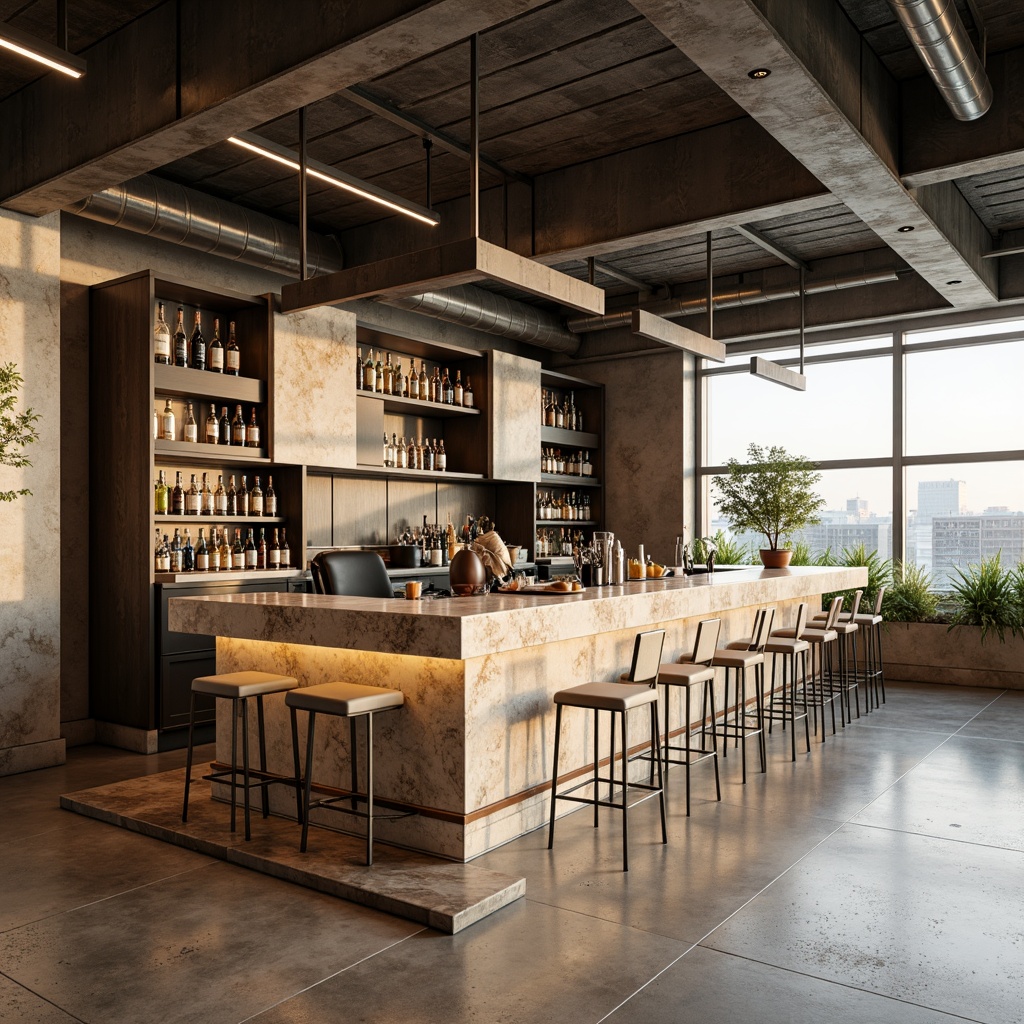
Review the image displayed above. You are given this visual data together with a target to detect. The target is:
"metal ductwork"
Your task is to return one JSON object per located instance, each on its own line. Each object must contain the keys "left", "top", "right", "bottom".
{"left": 888, "top": 0, "right": 992, "bottom": 121}
{"left": 383, "top": 286, "right": 579, "bottom": 354}
{"left": 566, "top": 269, "right": 902, "bottom": 334}
{"left": 65, "top": 174, "right": 345, "bottom": 278}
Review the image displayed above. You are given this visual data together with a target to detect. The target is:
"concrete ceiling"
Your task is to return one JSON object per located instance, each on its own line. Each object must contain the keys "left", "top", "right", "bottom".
{"left": 3, "top": 0, "right": 1024, "bottom": 343}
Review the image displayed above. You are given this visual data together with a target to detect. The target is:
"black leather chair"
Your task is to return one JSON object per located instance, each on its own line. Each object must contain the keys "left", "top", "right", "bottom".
{"left": 311, "top": 550, "right": 394, "bottom": 598}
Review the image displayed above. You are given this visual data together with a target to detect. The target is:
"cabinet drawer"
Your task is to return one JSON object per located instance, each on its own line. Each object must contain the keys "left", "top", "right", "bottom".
{"left": 159, "top": 651, "right": 217, "bottom": 731}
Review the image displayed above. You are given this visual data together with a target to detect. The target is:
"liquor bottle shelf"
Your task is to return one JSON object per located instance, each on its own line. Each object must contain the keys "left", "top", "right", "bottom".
{"left": 358, "top": 390, "right": 480, "bottom": 417}
{"left": 154, "top": 514, "right": 285, "bottom": 524}
{"left": 154, "top": 363, "right": 265, "bottom": 404}
{"left": 535, "top": 519, "right": 598, "bottom": 527}
{"left": 350, "top": 465, "right": 487, "bottom": 482}
{"left": 540, "top": 473, "right": 601, "bottom": 488}
{"left": 154, "top": 568, "right": 304, "bottom": 584}
{"left": 540, "top": 426, "right": 600, "bottom": 448}
{"left": 154, "top": 439, "right": 269, "bottom": 463}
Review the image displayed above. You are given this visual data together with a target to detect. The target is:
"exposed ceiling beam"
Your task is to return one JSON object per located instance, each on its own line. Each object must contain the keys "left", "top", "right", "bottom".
{"left": 750, "top": 356, "right": 807, "bottom": 390}
{"left": 631, "top": 309, "right": 726, "bottom": 361}
{"left": 0, "top": 0, "right": 553, "bottom": 215}
{"left": 594, "top": 259, "right": 657, "bottom": 294}
{"left": 733, "top": 223, "right": 809, "bottom": 271}
{"left": 628, "top": 0, "right": 997, "bottom": 307}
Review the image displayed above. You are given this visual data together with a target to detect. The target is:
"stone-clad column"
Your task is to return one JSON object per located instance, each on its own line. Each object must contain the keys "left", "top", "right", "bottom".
{"left": 0, "top": 208, "right": 64, "bottom": 775}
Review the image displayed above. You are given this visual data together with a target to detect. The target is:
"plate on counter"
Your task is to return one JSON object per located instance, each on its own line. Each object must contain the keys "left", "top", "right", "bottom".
{"left": 497, "top": 583, "right": 586, "bottom": 596}
{"left": 626, "top": 569, "right": 674, "bottom": 581}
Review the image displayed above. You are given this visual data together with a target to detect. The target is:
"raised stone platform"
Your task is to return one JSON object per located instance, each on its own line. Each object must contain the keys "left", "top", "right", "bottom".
{"left": 61, "top": 768, "right": 525, "bottom": 934}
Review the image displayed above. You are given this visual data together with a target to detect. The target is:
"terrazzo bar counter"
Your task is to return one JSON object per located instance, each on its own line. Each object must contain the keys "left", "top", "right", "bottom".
{"left": 169, "top": 566, "right": 865, "bottom": 860}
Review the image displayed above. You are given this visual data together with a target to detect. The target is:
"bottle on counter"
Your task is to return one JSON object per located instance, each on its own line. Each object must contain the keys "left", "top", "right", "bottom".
{"left": 189, "top": 311, "right": 206, "bottom": 371}
{"left": 226, "top": 321, "right": 240, "bottom": 376}
{"left": 173, "top": 306, "right": 187, "bottom": 367}
{"left": 154, "top": 302, "right": 171, "bottom": 365}
{"left": 208, "top": 318, "right": 224, "bottom": 373}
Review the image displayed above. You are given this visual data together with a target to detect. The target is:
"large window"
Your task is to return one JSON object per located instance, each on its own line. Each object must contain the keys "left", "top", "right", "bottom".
{"left": 699, "top": 317, "right": 1024, "bottom": 587}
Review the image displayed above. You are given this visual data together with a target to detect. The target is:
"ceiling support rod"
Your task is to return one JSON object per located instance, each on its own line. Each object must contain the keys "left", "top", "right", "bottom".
{"left": 706, "top": 230, "right": 714, "bottom": 340}
{"left": 298, "top": 106, "right": 308, "bottom": 281}
{"left": 423, "top": 138, "right": 433, "bottom": 210}
{"left": 799, "top": 266, "right": 805, "bottom": 374}
{"left": 469, "top": 33, "right": 480, "bottom": 239}
{"left": 56, "top": 0, "right": 67, "bottom": 49}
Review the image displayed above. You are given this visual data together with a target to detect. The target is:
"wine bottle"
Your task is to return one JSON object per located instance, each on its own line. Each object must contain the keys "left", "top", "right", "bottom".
{"left": 219, "top": 529, "right": 232, "bottom": 570}
{"left": 182, "top": 528, "right": 195, "bottom": 570}
{"left": 226, "top": 321, "right": 240, "bottom": 376}
{"left": 214, "top": 475, "right": 227, "bottom": 515}
{"left": 280, "top": 528, "right": 290, "bottom": 568}
{"left": 418, "top": 360, "right": 428, "bottom": 400}
{"left": 245, "top": 408, "right": 260, "bottom": 448}
{"left": 356, "top": 346, "right": 363, "bottom": 389}
{"left": 232, "top": 528, "right": 244, "bottom": 569}
{"left": 363, "top": 348, "right": 375, "bottom": 391}
{"left": 208, "top": 318, "right": 224, "bottom": 373}
{"left": 170, "top": 529, "right": 183, "bottom": 573}
{"left": 395, "top": 359, "right": 406, "bottom": 397}
{"left": 442, "top": 368, "right": 453, "bottom": 405}
{"left": 173, "top": 306, "right": 188, "bottom": 367}
{"left": 218, "top": 405, "right": 231, "bottom": 445}
{"left": 154, "top": 470, "right": 168, "bottom": 514}
{"left": 382, "top": 431, "right": 389, "bottom": 468}
{"left": 172, "top": 471, "right": 185, "bottom": 515}
{"left": 409, "top": 361, "right": 420, "bottom": 399}
{"left": 231, "top": 404, "right": 245, "bottom": 446}
{"left": 257, "top": 528, "right": 267, "bottom": 570}
{"left": 189, "top": 311, "right": 206, "bottom": 371}
{"left": 250, "top": 475, "right": 263, "bottom": 517}
{"left": 454, "top": 370, "right": 463, "bottom": 406}
{"left": 269, "top": 528, "right": 281, "bottom": 569}
{"left": 463, "top": 375, "right": 474, "bottom": 408}
{"left": 155, "top": 533, "right": 170, "bottom": 573}
{"left": 264, "top": 475, "right": 277, "bottom": 517}
{"left": 161, "top": 399, "right": 176, "bottom": 441}
{"left": 383, "top": 352, "right": 393, "bottom": 395}
{"left": 237, "top": 474, "right": 249, "bottom": 517}
{"left": 244, "top": 529, "right": 257, "bottom": 569}
{"left": 195, "top": 528, "right": 210, "bottom": 571}
{"left": 205, "top": 403, "right": 219, "bottom": 444}
{"left": 226, "top": 474, "right": 237, "bottom": 516}
{"left": 423, "top": 438, "right": 435, "bottom": 472}
{"left": 437, "top": 439, "right": 447, "bottom": 471}
{"left": 397, "top": 436, "right": 408, "bottom": 470}
{"left": 154, "top": 302, "right": 171, "bottom": 364}
{"left": 374, "top": 351, "right": 384, "bottom": 393}
{"left": 201, "top": 472, "right": 214, "bottom": 515}
{"left": 431, "top": 366, "right": 441, "bottom": 403}
{"left": 186, "top": 473, "right": 200, "bottom": 515}
{"left": 183, "top": 401, "right": 198, "bottom": 443}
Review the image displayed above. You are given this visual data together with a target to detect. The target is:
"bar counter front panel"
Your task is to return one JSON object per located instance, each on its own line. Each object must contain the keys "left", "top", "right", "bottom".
{"left": 169, "top": 566, "right": 866, "bottom": 860}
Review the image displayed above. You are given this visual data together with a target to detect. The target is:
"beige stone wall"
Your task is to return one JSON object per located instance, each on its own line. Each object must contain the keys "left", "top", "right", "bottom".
{"left": 0, "top": 209, "right": 65, "bottom": 775}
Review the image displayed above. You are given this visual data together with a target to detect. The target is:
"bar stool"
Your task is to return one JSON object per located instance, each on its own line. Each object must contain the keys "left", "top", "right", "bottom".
{"left": 760, "top": 604, "right": 813, "bottom": 761}
{"left": 703, "top": 609, "right": 773, "bottom": 783}
{"left": 182, "top": 671, "right": 302, "bottom": 842}
{"left": 646, "top": 617, "right": 722, "bottom": 815}
{"left": 547, "top": 630, "right": 667, "bottom": 872}
{"left": 813, "top": 586, "right": 886, "bottom": 710}
{"left": 286, "top": 681, "right": 406, "bottom": 866}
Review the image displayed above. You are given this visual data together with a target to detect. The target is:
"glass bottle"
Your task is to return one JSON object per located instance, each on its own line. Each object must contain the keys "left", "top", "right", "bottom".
{"left": 219, "top": 529, "right": 232, "bottom": 571}
{"left": 244, "top": 529, "right": 257, "bottom": 569}
{"left": 205, "top": 403, "right": 219, "bottom": 444}
{"left": 265, "top": 476, "right": 277, "bottom": 517}
{"left": 409, "top": 361, "right": 420, "bottom": 400}
{"left": 463, "top": 375, "right": 474, "bottom": 408}
{"left": 423, "top": 437, "right": 435, "bottom": 472}
{"left": 245, "top": 408, "right": 260, "bottom": 448}
{"left": 250, "top": 475, "right": 264, "bottom": 517}
{"left": 214, "top": 474, "right": 227, "bottom": 515}
{"left": 170, "top": 529, "right": 183, "bottom": 573}
{"left": 189, "top": 311, "right": 206, "bottom": 371}
{"left": 280, "top": 528, "right": 290, "bottom": 568}
{"left": 397, "top": 436, "right": 408, "bottom": 470}
{"left": 231, "top": 404, "right": 245, "bottom": 446}
{"left": 226, "top": 474, "right": 237, "bottom": 516}
{"left": 201, "top": 472, "right": 214, "bottom": 515}
{"left": 232, "top": 528, "right": 244, "bottom": 569}
{"left": 171, "top": 471, "right": 185, "bottom": 515}
{"left": 374, "top": 351, "right": 383, "bottom": 393}
{"left": 155, "top": 532, "right": 170, "bottom": 573}
{"left": 183, "top": 402, "right": 198, "bottom": 443}
{"left": 161, "top": 399, "right": 176, "bottom": 441}
{"left": 208, "top": 318, "right": 224, "bottom": 373}
{"left": 395, "top": 359, "right": 406, "bottom": 397}
{"left": 454, "top": 370, "right": 463, "bottom": 406}
{"left": 237, "top": 474, "right": 249, "bottom": 517}
{"left": 154, "top": 470, "right": 168, "bottom": 515}
{"left": 173, "top": 306, "right": 188, "bottom": 367}
{"left": 154, "top": 301, "right": 171, "bottom": 364}
{"left": 226, "top": 321, "right": 240, "bottom": 376}
{"left": 363, "top": 348, "right": 375, "bottom": 391}
{"left": 257, "top": 528, "right": 267, "bottom": 570}
{"left": 437, "top": 439, "right": 447, "bottom": 471}
{"left": 441, "top": 368, "right": 453, "bottom": 404}
{"left": 431, "top": 365, "right": 442, "bottom": 403}
{"left": 269, "top": 528, "right": 281, "bottom": 569}
{"left": 383, "top": 352, "right": 393, "bottom": 395}
{"left": 382, "top": 431, "right": 390, "bottom": 468}
{"left": 418, "top": 360, "right": 428, "bottom": 400}
{"left": 195, "top": 528, "right": 210, "bottom": 571}
{"left": 185, "top": 473, "right": 200, "bottom": 515}
{"left": 182, "top": 528, "right": 195, "bottom": 571}
{"left": 218, "top": 406, "right": 231, "bottom": 445}
{"left": 407, "top": 436, "right": 416, "bottom": 469}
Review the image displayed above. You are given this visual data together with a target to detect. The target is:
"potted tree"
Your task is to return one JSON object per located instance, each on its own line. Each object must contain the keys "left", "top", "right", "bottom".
{"left": 712, "top": 443, "right": 825, "bottom": 568}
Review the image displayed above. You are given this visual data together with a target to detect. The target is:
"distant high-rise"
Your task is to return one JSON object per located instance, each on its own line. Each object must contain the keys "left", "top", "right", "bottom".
{"left": 915, "top": 479, "right": 967, "bottom": 574}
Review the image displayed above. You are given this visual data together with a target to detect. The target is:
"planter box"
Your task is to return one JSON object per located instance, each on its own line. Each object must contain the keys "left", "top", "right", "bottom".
{"left": 883, "top": 621, "right": 1024, "bottom": 690}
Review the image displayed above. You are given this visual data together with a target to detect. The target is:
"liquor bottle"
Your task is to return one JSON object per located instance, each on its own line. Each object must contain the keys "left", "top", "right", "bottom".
{"left": 214, "top": 474, "right": 227, "bottom": 515}
{"left": 226, "top": 321, "right": 240, "bottom": 376}
{"left": 250, "top": 475, "right": 263, "bottom": 517}
{"left": 406, "top": 436, "right": 416, "bottom": 469}
{"left": 200, "top": 472, "right": 214, "bottom": 515}
{"left": 582, "top": 450, "right": 592, "bottom": 477}
{"left": 195, "top": 528, "right": 210, "bottom": 571}
{"left": 269, "top": 528, "right": 281, "bottom": 569}
{"left": 245, "top": 408, "right": 260, "bottom": 448}
{"left": 418, "top": 360, "right": 428, "bottom": 400}
{"left": 161, "top": 399, "right": 176, "bottom": 441}
{"left": 205, "top": 403, "right": 219, "bottom": 444}
{"left": 219, "top": 529, "right": 231, "bottom": 570}
{"left": 173, "top": 306, "right": 188, "bottom": 367}
{"left": 189, "top": 311, "right": 206, "bottom": 371}
{"left": 237, "top": 474, "right": 249, "bottom": 517}
{"left": 170, "top": 529, "right": 183, "bottom": 573}
{"left": 172, "top": 471, "right": 185, "bottom": 515}
{"left": 454, "top": 370, "right": 463, "bottom": 406}
{"left": 154, "top": 470, "right": 168, "bottom": 514}
{"left": 218, "top": 406, "right": 231, "bottom": 445}
{"left": 555, "top": 398, "right": 564, "bottom": 429}
{"left": 374, "top": 350, "right": 383, "bottom": 393}
{"left": 154, "top": 407, "right": 158, "bottom": 440}
{"left": 232, "top": 528, "right": 244, "bottom": 569}
{"left": 363, "top": 348, "right": 375, "bottom": 391}
{"left": 437, "top": 439, "right": 447, "bottom": 471}
{"left": 257, "top": 528, "right": 267, "bottom": 570}
{"left": 155, "top": 533, "right": 170, "bottom": 573}
{"left": 226, "top": 474, "right": 237, "bottom": 516}
{"left": 409, "top": 361, "right": 420, "bottom": 399}
{"left": 431, "top": 366, "right": 442, "bottom": 403}
{"left": 182, "top": 528, "right": 195, "bottom": 571}
{"left": 280, "top": 528, "right": 290, "bottom": 568}
{"left": 185, "top": 473, "right": 201, "bottom": 515}
{"left": 382, "top": 431, "right": 390, "bottom": 468}
{"left": 397, "top": 436, "right": 408, "bottom": 470}
{"left": 423, "top": 437, "right": 435, "bottom": 472}
{"left": 208, "top": 318, "right": 224, "bottom": 373}
{"left": 395, "top": 359, "right": 406, "bottom": 397}
{"left": 383, "top": 352, "right": 393, "bottom": 395}
{"left": 231, "top": 404, "right": 245, "bottom": 446}
{"left": 443, "top": 368, "right": 455, "bottom": 404}
{"left": 183, "top": 402, "right": 198, "bottom": 443}
{"left": 356, "top": 347, "right": 363, "bottom": 389}
{"left": 463, "top": 375, "right": 474, "bottom": 408}
{"left": 264, "top": 475, "right": 277, "bottom": 517}
{"left": 244, "top": 529, "right": 257, "bottom": 569}
{"left": 154, "top": 302, "right": 171, "bottom": 364}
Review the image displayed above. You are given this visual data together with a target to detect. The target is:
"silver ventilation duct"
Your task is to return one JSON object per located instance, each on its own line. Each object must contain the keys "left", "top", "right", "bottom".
{"left": 566, "top": 269, "right": 901, "bottom": 334}
{"left": 383, "top": 286, "right": 579, "bottom": 354}
{"left": 65, "top": 174, "right": 345, "bottom": 278}
{"left": 888, "top": 0, "right": 992, "bottom": 121}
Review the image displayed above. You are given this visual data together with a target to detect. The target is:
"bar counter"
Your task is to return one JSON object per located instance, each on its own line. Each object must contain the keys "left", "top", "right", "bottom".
{"left": 169, "top": 565, "right": 866, "bottom": 860}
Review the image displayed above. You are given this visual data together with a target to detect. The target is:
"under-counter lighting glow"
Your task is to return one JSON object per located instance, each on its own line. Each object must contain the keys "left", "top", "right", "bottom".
{"left": 228, "top": 132, "right": 440, "bottom": 227}
{"left": 0, "top": 23, "right": 86, "bottom": 78}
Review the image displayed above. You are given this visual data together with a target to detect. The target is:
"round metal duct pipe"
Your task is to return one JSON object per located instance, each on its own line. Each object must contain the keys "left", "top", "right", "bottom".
{"left": 65, "top": 174, "right": 345, "bottom": 278}
{"left": 566, "top": 269, "right": 901, "bottom": 333}
{"left": 383, "top": 285, "right": 580, "bottom": 354}
{"left": 888, "top": 0, "right": 992, "bottom": 121}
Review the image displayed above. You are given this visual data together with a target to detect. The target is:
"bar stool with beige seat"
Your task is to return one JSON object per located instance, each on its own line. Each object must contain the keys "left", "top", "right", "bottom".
{"left": 182, "top": 671, "right": 302, "bottom": 842}
{"left": 547, "top": 629, "right": 667, "bottom": 872}
{"left": 812, "top": 586, "right": 886, "bottom": 712}
{"left": 286, "top": 680, "right": 406, "bottom": 866}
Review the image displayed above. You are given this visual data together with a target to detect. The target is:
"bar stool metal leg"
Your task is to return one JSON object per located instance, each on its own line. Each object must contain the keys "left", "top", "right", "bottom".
{"left": 182, "top": 690, "right": 196, "bottom": 823}
{"left": 257, "top": 695, "right": 270, "bottom": 818}
{"left": 241, "top": 696, "right": 252, "bottom": 842}
{"left": 300, "top": 710, "right": 317, "bottom": 853}
{"left": 289, "top": 706, "right": 304, "bottom": 825}
{"left": 365, "top": 712, "right": 375, "bottom": 866}
{"left": 547, "top": 705, "right": 564, "bottom": 849}
{"left": 229, "top": 697, "right": 239, "bottom": 834}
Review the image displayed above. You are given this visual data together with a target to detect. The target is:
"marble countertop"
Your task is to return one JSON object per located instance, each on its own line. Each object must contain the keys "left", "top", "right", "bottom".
{"left": 168, "top": 566, "right": 866, "bottom": 661}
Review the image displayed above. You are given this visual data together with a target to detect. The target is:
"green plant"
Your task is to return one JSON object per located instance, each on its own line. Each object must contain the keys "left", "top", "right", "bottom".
{"left": 707, "top": 529, "right": 754, "bottom": 565}
{"left": 883, "top": 560, "right": 939, "bottom": 622}
{"left": 711, "top": 443, "right": 825, "bottom": 551}
{"left": 788, "top": 541, "right": 814, "bottom": 566}
{"left": 0, "top": 362, "right": 40, "bottom": 502}
{"left": 947, "top": 554, "right": 1021, "bottom": 642}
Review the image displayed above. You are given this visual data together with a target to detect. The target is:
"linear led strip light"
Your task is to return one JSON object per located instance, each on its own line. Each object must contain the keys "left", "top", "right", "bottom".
{"left": 228, "top": 131, "right": 439, "bottom": 227}
{"left": 0, "top": 22, "right": 86, "bottom": 78}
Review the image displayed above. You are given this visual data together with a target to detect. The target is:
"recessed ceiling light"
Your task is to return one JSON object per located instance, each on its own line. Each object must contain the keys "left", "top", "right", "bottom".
{"left": 947, "top": 279, "right": 962, "bottom": 285}
{"left": 897, "top": 225, "right": 915, "bottom": 233}
{"left": 748, "top": 68, "right": 771, "bottom": 79}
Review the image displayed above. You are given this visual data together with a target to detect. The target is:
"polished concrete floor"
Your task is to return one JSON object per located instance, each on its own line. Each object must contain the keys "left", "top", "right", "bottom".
{"left": 1, "top": 682, "right": 1021, "bottom": 1024}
